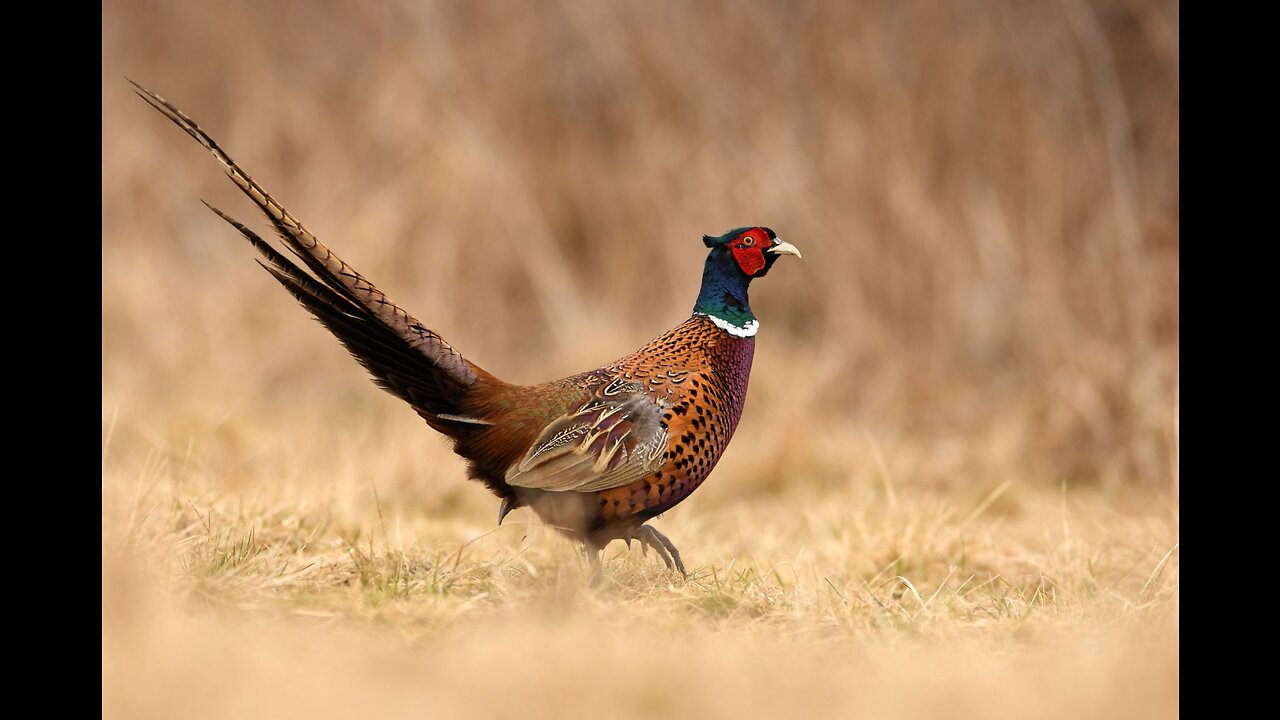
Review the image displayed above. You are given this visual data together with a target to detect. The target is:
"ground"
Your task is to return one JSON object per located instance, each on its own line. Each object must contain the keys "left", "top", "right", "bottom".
{"left": 102, "top": 400, "right": 1177, "bottom": 720}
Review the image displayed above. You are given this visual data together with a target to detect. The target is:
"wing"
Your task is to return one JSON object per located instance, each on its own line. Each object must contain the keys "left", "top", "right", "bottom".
{"left": 505, "top": 389, "right": 669, "bottom": 493}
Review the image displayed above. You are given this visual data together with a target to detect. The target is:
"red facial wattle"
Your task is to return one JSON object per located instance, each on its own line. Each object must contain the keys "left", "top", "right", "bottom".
{"left": 730, "top": 228, "right": 773, "bottom": 276}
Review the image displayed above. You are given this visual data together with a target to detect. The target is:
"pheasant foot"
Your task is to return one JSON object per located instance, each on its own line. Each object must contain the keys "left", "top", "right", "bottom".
{"left": 630, "top": 524, "right": 686, "bottom": 578}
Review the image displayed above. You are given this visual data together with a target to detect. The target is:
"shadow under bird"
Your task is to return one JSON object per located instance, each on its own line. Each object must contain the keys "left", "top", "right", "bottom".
{"left": 132, "top": 81, "right": 802, "bottom": 582}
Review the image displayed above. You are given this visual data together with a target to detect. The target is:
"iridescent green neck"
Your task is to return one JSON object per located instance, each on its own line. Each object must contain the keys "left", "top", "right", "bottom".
{"left": 692, "top": 248, "right": 756, "bottom": 333}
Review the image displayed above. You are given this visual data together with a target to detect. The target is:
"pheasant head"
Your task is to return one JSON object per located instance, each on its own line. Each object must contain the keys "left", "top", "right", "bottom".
{"left": 693, "top": 227, "right": 801, "bottom": 337}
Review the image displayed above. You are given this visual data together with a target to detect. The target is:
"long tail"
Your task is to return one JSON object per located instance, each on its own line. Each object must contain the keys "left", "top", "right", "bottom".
{"left": 130, "top": 80, "right": 500, "bottom": 434}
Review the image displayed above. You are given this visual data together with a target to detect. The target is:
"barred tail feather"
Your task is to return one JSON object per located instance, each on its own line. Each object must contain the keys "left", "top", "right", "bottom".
{"left": 129, "top": 79, "right": 486, "bottom": 394}
{"left": 132, "top": 79, "right": 507, "bottom": 437}
{"left": 201, "top": 203, "right": 481, "bottom": 424}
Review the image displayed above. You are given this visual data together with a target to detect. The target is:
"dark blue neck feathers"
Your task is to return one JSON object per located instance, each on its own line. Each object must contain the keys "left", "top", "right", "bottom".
{"left": 692, "top": 248, "right": 755, "bottom": 329}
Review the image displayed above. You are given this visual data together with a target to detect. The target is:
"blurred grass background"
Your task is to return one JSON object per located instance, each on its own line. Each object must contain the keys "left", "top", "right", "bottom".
{"left": 103, "top": 0, "right": 1177, "bottom": 493}
{"left": 102, "top": 1, "right": 1178, "bottom": 718}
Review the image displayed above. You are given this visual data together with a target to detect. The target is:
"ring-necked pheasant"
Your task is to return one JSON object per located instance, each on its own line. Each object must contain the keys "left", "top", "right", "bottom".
{"left": 132, "top": 81, "right": 801, "bottom": 581}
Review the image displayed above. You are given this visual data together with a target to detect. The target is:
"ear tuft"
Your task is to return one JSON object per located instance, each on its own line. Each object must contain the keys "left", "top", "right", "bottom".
{"left": 702, "top": 234, "right": 716, "bottom": 248}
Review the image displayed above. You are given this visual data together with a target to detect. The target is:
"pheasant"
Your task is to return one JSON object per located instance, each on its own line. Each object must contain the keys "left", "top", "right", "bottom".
{"left": 132, "top": 81, "right": 801, "bottom": 581}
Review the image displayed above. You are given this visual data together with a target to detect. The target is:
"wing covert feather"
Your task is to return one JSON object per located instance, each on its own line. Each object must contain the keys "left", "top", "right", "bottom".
{"left": 505, "top": 393, "right": 668, "bottom": 492}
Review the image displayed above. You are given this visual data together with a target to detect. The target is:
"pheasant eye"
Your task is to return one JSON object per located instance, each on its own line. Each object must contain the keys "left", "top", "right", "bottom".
{"left": 742, "top": 236, "right": 756, "bottom": 247}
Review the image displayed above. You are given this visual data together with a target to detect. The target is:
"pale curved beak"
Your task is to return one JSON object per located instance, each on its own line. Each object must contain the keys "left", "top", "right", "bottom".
{"left": 768, "top": 238, "right": 802, "bottom": 259}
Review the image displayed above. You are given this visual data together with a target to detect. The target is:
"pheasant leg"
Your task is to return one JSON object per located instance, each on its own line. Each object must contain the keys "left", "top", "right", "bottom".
{"left": 586, "top": 542, "right": 604, "bottom": 586}
{"left": 634, "top": 525, "right": 687, "bottom": 578}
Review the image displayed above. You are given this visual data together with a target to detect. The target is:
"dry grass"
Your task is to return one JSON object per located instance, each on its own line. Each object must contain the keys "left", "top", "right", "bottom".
{"left": 103, "top": 406, "right": 1177, "bottom": 719}
{"left": 102, "top": 413, "right": 1177, "bottom": 719}
{"left": 103, "top": 1, "right": 1178, "bottom": 718}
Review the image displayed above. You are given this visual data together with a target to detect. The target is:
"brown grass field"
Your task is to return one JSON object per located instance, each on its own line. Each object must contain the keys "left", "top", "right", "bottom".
{"left": 102, "top": 1, "right": 1179, "bottom": 717}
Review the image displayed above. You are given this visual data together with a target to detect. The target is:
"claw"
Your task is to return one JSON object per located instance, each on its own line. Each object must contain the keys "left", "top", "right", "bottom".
{"left": 497, "top": 497, "right": 515, "bottom": 525}
{"left": 628, "top": 524, "right": 687, "bottom": 579}
{"left": 655, "top": 547, "right": 675, "bottom": 571}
